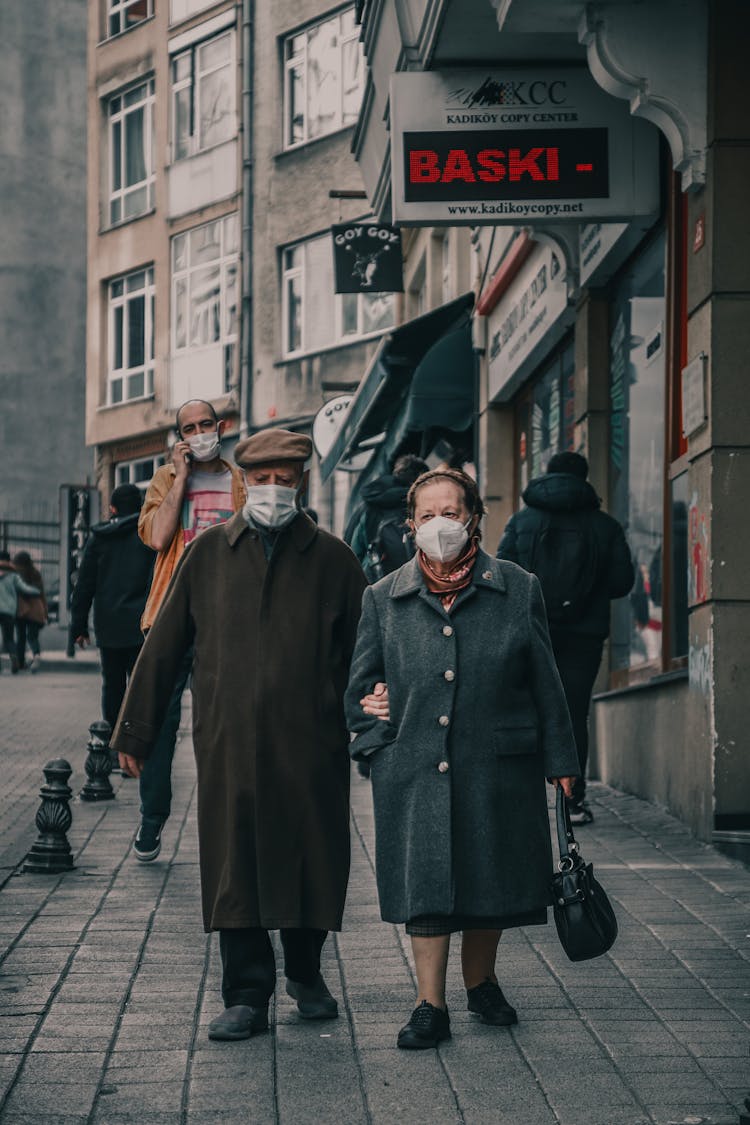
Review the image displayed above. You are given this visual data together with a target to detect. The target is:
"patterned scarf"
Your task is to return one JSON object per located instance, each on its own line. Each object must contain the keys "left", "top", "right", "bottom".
{"left": 418, "top": 538, "right": 480, "bottom": 612}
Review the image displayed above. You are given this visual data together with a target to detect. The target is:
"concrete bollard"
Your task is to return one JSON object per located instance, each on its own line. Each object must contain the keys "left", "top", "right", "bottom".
{"left": 23, "top": 759, "right": 75, "bottom": 873}
{"left": 79, "top": 720, "right": 115, "bottom": 802}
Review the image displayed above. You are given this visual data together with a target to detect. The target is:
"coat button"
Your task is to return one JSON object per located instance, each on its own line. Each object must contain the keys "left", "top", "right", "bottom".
{"left": 438, "top": 715, "right": 449, "bottom": 727}
{"left": 442, "top": 625, "right": 454, "bottom": 637}
{"left": 444, "top": 670, "right": 455, "bottom": 682}
{"left": 123, "top": 721, "right": 131, "bottom": 730}
{"left": 438, "top": 761, "right": 450, "bottom": 773}
{"left": 482, "top": 570, "right": 493, "bottom": 580}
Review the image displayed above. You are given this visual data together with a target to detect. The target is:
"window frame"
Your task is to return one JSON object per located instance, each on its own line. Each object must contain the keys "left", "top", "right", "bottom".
{"left": 115, "top": 454, "right": 166, "bottom": 491}
{"left": 170, "top": 30, "right": 236, "bottom": 162}
{"left": 107, "top": 78, "right": 155, "bottom": 227}
{"left": 171, "top": 214, "right": 240, "bottom": 389}
{"left": 282, "top": 6, "right": 363, "bottom": 151}
{"left": 106, "top": 266, "right": 156, "bottom": 407}
{"left": 281, "top": 232, "right": 395, "bottom": 358}
{"left": 105, "top": 0, "right": 153, "bottom": 40}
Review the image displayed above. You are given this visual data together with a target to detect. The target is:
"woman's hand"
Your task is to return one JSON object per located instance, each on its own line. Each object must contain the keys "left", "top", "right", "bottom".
{"left": 361, "top": 682, "right": 390, "bottom": 721}
{"left": 549, "top": 776, "right": 576, "bottom": 798}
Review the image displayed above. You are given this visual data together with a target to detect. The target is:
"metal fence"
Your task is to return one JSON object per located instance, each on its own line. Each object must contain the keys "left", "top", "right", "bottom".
{"left": 0, "top": 519, "right": 60, "bottom": 621}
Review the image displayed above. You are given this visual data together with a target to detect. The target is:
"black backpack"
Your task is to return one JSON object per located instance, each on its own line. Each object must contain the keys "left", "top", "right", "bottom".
{"left": 363, "top": 513, "right": 414, "bottom": 583}
{"left": 529, "top": 512, "right": 598, "bottom": 624}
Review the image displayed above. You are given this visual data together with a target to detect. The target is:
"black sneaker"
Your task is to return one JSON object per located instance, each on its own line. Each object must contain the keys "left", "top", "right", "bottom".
{"left": 397, "top": 1000, "right": 451, "bottom": 1050}
{"left": 467, "top": 979, "right": 518, "bottom": 1026}
{"left": 133, "top": 820, "right": 163, "bottom": 862}
{"left": 568, "top": 801, "right": 594, "bottom": 826}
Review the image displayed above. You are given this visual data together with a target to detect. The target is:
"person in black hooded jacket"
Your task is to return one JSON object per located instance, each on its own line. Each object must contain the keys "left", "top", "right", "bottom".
{"left": 348, "top": 454, "right": 429, "bottom": 581}
{"left": 496, "top": 452, "right": 634, "bottom": 825}
{"left": 71, "top": 484, "right": 155, "bottom": 731}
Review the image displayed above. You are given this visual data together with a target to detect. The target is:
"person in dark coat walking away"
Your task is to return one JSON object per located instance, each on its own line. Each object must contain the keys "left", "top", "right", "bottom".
{"left": 349, "top": 454, "right": 429, "bottom": 582}
{"left": 0, "top": 552, "right": 40, "bottom": 674}
{"left": 345, "top": 469, "right": 579, "bottom": 1050}
{"left": 13, "top": 551, "right": 47, "bottom": 672}
{"left": 111, "top": 428, "right": 367, "bottom": 1044}
{"left": 496, "top": 451, "right": 634, "bottom": 826}
{"left": 70, "top": 484, "right": 155, "bottom": 732}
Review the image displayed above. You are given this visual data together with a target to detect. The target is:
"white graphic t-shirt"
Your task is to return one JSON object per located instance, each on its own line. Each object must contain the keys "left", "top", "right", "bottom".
{"left": 181, "top": 469, "right": 234, "bottom": 545}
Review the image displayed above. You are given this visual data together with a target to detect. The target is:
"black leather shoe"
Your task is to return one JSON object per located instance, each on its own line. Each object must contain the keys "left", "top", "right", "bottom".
{"left": 286, "top": 973, "right": 338, "bottom": 1019}
{"left": 207, "top": 1004, "right": 269, "bottom": 1041}
{"left": 466, "top": 979, "right": 518, "bottom": 1026}
{"left": 397, "top": 1001, "right": 451, "bottom": 1049}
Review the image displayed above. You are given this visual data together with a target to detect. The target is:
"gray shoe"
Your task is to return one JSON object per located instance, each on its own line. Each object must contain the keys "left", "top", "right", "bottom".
{"left": 286, "top": 973, "right": 338, "bottom": 1019}
{"left": 207, "top": 1004, "right": 269, "bottom": 1041}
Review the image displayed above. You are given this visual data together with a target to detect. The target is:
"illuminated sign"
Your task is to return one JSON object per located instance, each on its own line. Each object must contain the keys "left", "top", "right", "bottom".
{"left": 390, "top": 69, "right": 659, "bottom": 226}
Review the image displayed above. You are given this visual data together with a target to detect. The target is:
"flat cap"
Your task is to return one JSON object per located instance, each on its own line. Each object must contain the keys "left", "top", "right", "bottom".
{"left": 234, "top": 427, "right": 313, "bottom": 469}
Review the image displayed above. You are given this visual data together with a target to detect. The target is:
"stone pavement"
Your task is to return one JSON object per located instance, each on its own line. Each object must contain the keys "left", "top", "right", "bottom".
{"left": 1, "top": 668, "right": 749, "bottom": 1125}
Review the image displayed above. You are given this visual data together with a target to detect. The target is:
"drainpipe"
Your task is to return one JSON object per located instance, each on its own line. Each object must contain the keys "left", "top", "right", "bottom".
{"left": 239, "top": 0, "right": 254, "bottom": 437}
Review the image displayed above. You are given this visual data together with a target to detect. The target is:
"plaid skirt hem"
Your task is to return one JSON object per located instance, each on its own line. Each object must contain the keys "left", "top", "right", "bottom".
{"left": 405, "top": 909, "right": 547, "bottom": 937}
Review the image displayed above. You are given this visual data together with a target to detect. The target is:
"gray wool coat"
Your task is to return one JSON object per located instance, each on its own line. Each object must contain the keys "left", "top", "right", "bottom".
{"left": 344, "top": 549, "right": 580, "bottom": 924}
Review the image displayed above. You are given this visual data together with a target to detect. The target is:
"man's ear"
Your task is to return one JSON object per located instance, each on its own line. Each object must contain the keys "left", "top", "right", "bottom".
{"left": 299, "top": 468, "right": 310, "bottom": 496}
{"left": 217, "top": 418, "right": 226, "bottom": 437}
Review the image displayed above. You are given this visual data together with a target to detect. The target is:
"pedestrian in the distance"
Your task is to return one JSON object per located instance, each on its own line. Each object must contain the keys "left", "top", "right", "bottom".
{"left": 111, "top": 428, "right": 367, "bottom": 1043}
{"left": 496, "top": 451, "right": 634, "bottom": 826}
{"left": 345, "top": 468, "right": 579, "bottom": 1051}
{"left": 70, "top": 484, "right": 155, "bottom": 733}
{"left": 13, "top": 551, "right": 47, "bottom": 672}
{"left": 0, "top": 551, "right": 40, "bottom": 674}
{"left": 349, "top": 454, "right": 429, "bottom": 582}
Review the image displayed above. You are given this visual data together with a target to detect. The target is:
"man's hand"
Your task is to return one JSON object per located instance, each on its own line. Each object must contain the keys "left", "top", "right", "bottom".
{"left": 172, "top": 440, "right": 192, "bottom": 482}
{"left": 119, "top": 752, "right": 144, "bottom": 779}
{"left": 74, "top": 635, "right": 89, "bottom": 649}
{"left": 549, "top": 776, "right": 576, "bottom": 798}
{"left": 361, "top": 682, "right": 390, "bottom": 721}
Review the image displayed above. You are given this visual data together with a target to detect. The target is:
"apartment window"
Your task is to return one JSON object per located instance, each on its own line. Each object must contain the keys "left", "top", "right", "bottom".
{"left": 172, "top": 32, "right": 235, "bottom": 160}
{"left": 283, "top": 7, "right": 364, "bottom": 149}
{"left": 115, "top": 455, "right": 165, "bottom": 491}
{"left": 108, "top": 268, "right": 155, "bottom": 405}
{"left": 107, "top": 0, "right": 152, "bottom": 38}
{"left": 108, "top": 79, "right": 155, "bottom": 225}
{"left": 282, "top": 233, "right": 394, "bottom": 356}
{"left": 172, "top": 215, "right": 239, "bottom": 381}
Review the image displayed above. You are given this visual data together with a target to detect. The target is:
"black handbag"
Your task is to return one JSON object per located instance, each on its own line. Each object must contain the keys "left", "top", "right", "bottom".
{"left": 551, "top": 787, "right": 618, "bottom": 961}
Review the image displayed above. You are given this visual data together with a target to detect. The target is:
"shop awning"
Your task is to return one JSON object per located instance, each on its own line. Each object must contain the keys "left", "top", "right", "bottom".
{"left": 319, "top": 293, "right": 474, "bottom": 480}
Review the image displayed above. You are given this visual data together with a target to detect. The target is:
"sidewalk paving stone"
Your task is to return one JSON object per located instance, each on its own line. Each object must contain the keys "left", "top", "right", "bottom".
{"left": 1, "top": 670, "right": 749, "bottom": 1124}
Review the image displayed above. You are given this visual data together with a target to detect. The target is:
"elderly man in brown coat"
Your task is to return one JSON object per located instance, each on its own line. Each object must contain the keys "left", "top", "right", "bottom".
{"left": 112, "top": 428, "right": 366, "bottom": 1041}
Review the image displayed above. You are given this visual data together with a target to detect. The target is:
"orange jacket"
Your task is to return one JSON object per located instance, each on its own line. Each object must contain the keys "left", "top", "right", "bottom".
{"left": 138, "top": 460, "right": 246, "bottom": 631}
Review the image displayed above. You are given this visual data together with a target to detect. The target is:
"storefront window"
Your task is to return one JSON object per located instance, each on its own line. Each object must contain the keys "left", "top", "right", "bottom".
{"left": 515, "top": 338, "right": 575, "bottom": 500}
{"left": 609, "top": 231, "right": 666, "bottom": 672}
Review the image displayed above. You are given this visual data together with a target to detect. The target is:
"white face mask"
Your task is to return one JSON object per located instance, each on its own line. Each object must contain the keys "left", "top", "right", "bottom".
{"left": 414, "top": 516, "right": 471, "bottom": 565}
{"left": 243, "top": 484, "right": 299, "bottom": 530}
{"left": 185, "top": 430, "right": 220, "bottom": 463}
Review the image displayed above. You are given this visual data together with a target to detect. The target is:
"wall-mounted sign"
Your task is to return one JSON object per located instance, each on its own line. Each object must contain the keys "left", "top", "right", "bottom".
{"left": 312, "top": 395, "right": 372, "bottom": 472}
{"left": 579, "top": 223, "right": 628, "bottom": 285}
{"left": 681, "top": 354, "right": 708, "bottom": 437}
{"left": 488, "top": 242, "right": 570, "bottom": 402}
{"left": 331, "top": 223, "right": 404, "bottom": 294}
{"left": 390, "top": 69, "right": 659, "bottom": 226}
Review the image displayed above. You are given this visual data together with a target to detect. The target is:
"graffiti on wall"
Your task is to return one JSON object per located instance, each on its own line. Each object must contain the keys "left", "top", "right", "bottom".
{"left": 688, "top": 640, "right": 712, "bottom": 695}
{"left": 688, "top": 491, "right": 709, "bottom": 604}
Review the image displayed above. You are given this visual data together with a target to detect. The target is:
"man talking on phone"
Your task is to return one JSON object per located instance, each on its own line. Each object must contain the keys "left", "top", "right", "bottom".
{"left": 132, "top": 399, "right": 245, "bottom": 862}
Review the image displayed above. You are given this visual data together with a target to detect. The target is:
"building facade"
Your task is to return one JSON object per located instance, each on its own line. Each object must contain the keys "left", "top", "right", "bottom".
{"left": 326, "top": 0, "right": 750, "bottom": 855}
{"left": 0, "top": 0, "right": 91, "bottom": 535}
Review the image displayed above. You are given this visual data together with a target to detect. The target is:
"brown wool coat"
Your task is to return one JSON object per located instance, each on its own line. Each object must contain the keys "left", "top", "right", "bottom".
{"left": 111, "top": 512, "right": 367, "bottom": 932}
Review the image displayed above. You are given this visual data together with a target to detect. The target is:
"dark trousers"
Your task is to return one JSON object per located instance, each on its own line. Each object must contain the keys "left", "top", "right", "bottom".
{"left": 100, "top": 645, "right": 142, "bottom": 731}
{"left": 138, "top": 647, "right": 193, "bottom": 826}
{"left": 15, "top": 620, "right": 42, "bottom": 665}
{"left": 0, "top": 615, "right": 15, "bottom": 655}
{"left": 549, "top": 631, "right": 604, "bottom": 805}
{"left": 219, "top": 927, "right": 328, "bottom": 1008}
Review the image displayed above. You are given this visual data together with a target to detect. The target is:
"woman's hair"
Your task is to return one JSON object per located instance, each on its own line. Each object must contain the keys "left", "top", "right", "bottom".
{"left": 13, "top": 551, "right": 42, "bottom": 587}
{"left": 406, "top": 468, "right": 485, "bottom": 525}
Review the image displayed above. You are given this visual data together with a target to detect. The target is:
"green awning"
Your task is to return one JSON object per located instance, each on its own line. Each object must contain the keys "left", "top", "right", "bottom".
{"left": 319, "top": 293, "right": 474, "bottom": 480}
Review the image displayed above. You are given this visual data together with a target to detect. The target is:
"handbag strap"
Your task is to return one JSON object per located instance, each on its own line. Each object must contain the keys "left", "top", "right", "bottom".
{"left": 555, "top": 785, "right": 580, "bottom": 870}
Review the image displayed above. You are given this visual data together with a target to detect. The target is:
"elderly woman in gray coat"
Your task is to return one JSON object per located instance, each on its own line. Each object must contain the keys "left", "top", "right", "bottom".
{"left": 345, "top": 469, "right": 579, "bottom": 1051}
